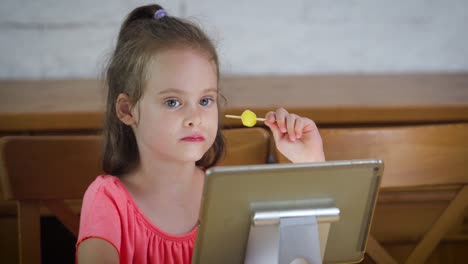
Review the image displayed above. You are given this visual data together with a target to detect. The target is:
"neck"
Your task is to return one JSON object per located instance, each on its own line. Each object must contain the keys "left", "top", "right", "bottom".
{"left": 121, "top": 151, "right": 203, "bottom": 195}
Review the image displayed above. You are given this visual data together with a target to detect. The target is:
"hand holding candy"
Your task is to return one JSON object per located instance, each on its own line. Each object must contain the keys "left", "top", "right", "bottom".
{"left": 225, "top": 108, "right": 325, "bottom": 163}
{"left": 264, "top": 108, "right": 325, "bottom": 163}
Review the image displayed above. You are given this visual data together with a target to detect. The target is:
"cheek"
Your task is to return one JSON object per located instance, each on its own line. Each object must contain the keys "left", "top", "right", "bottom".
{"left": 137, "top": 111, "right": 174, "bottom": 139}
{"left": 208, "top": 112, "right": 219, "bottom": 143}
{"left": 209, "top": 109, "right": 219, "bottom": 128}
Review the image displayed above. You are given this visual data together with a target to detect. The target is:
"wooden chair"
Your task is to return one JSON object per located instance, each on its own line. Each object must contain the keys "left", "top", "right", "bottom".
{"left": 275, "top": 123, "right": 468, "bottom": 263}
{"left": 0, "top": 135, "right": 102, "bottom": 264}
{"left": 0, "top": 127, "right": 271, "bottom": 264}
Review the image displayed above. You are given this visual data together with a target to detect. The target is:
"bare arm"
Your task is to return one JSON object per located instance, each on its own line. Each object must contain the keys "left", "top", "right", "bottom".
{"left": 77, "top": 238, "right": 119, "bottom": 264}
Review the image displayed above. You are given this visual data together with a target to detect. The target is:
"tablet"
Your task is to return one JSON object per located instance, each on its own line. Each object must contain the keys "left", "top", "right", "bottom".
{"left": 192, "top": 159, "right": 383, "bottom": 264}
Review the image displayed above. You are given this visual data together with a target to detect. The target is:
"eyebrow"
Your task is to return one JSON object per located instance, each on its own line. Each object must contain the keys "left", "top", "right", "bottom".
{"left": 158, "top": 88, "right": 218, "bottom": 95}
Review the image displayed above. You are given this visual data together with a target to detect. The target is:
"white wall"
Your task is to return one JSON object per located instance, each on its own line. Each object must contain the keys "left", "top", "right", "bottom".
{"left": 1, "top": 0, "right": 467, "bottom": 79}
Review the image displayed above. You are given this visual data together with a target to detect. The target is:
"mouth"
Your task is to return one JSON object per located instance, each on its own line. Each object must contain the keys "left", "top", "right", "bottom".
{"left": 181, "top": 135, "right": 205, "bottom": 142}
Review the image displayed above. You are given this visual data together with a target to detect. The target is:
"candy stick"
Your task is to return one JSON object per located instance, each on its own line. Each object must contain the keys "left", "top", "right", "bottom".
{"left": 224, "top": 115, "right": 266, "bottom": 121}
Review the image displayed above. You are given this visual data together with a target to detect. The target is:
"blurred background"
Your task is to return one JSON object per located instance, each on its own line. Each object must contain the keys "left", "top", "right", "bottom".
{"left": 1, "top": 0, "right": 467, "bottom": 79}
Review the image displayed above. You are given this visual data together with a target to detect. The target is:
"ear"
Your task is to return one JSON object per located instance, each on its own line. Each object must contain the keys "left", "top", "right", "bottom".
{"left": 116, "top": 93, "right": 137, "bottom": 125}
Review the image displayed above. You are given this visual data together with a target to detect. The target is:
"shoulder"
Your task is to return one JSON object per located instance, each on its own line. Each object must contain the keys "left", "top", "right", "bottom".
{"left": 84, "top": 175, "right": 125, "bottom": 198}
{"left": 78, "top": 175, "right": 128, "bottom": 258}
{"left": 81, "top": 175, "right": 130, "bottom": 212}
{"left": 78, "top": 175, "right": 130, "bottom": 237}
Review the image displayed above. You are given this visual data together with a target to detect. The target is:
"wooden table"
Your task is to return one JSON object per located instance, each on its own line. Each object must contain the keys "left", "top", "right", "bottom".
{"left": 1, "top": 73, "right": 468, "bottom": 132}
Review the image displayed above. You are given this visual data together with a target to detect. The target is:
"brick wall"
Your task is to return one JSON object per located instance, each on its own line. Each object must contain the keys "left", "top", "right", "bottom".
{"left": 1, "top": 0, "right": 467, "bottom": 78}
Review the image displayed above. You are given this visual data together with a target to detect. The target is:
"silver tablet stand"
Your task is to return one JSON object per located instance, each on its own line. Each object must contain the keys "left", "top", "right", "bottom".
{"left": 244, "top": 208, "right": 340, "bottom": 264}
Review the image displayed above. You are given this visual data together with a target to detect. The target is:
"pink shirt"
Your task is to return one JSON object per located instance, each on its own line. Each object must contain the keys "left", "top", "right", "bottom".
{"left": 76, "top": 175, "right": 197, "bottom": 264}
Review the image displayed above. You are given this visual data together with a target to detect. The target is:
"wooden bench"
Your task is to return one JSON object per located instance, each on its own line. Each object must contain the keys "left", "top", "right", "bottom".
{"left": 0, "top": 128, "right": 270, "bottom": 264}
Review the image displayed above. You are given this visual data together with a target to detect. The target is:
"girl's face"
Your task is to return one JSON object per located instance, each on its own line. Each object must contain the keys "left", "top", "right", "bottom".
{"left": 131, "top": 48, "right": 219, "bottom": 164}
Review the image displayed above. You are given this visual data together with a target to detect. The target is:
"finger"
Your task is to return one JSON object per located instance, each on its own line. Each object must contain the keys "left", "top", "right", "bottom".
{"left": 264, "top": 111, "right": 276, "bottom": 124}
{"left": 275, "top": 108, "right": 288, "bottom": 133}
{"left": 294, "top": 117, "right": 305, "bottom": 139}
{"left": 302, "top": 118, "right": 318, "bottom": 134}
{"left": 286, "top": 114, "right": 297, "bottom": 141}
{"left": 264, "top": 117, "right": 283, "bottom": 143}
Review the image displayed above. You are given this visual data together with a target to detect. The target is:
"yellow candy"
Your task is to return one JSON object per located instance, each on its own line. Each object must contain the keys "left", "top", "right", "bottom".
{"left": 225, "top": 110, "right": 266, "bottom": 127}
{"left": 241, "top": 110, "right": 257, "bottom": 127}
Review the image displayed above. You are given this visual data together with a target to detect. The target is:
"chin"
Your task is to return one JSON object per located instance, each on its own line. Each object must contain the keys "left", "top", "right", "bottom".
{"left": 178, "top": 150, "right": 207, "bottom": 163}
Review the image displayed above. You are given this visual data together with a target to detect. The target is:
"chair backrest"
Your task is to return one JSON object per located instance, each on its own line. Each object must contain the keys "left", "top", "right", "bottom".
{"left": 276, "top": 123, "right": 468, "bottom": 188}
{"left": 275, "top": 123, "right": 468, "bottom": 263}
{"left": 219, "top": 127, "right": 271, "bottom": 166}
{"left": 0, "top": 136, "right": 102, "bottom": 201}
{"left": 0, "top": 127, "right": 271, "bottom": 264}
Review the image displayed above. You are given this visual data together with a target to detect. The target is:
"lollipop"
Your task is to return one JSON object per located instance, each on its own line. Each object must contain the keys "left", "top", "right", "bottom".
{"left": 225, "top": 110, "right": 266, "bottom": 127}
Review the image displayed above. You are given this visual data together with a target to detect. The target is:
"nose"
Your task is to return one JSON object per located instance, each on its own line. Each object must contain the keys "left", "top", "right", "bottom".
{"left": 183, "top": 106, "right": 202, "bottom": 127}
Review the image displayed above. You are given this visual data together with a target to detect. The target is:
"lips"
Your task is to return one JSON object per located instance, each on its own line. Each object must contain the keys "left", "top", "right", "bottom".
{"left": 181, "top": 134, "right": 205, "bottom": 142}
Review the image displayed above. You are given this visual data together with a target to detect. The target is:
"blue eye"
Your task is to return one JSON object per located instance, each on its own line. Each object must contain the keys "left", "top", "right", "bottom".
{"left": 200, "top": 98, "right": 214, "bottom": 106}
{"left": 165, "top": 99, "right": 181, "bottom": 108}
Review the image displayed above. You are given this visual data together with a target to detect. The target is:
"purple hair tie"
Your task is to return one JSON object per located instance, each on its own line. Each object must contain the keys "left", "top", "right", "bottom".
{"left": 154, "top": 9, "right": 167, "bottom": 20}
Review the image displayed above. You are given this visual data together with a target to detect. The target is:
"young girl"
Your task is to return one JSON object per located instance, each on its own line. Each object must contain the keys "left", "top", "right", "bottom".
{"left": 76, "top": 4, "right": 325, "bottom": 263}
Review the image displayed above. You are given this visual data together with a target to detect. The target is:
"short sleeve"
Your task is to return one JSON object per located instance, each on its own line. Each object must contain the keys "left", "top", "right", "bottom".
{"left": 76, "top": 176, "right": 123, "bottom": 253}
